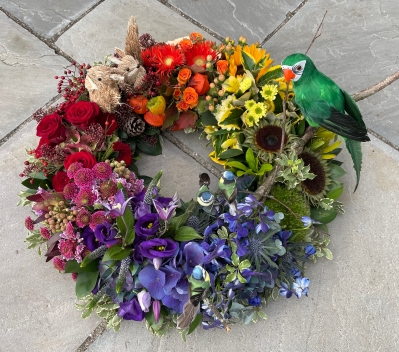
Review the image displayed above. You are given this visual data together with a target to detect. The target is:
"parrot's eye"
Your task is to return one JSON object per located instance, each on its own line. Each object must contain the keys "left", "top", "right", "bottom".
{"left": 296, "top": 65, "right": 302, "bottom": 71}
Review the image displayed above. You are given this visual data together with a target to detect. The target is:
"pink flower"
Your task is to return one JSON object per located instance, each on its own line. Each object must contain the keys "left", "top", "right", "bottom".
{"left": 73, "top": 168, "right": 94, "bottom": 188}
{"left": 25, "top": 216, "right": 34, "bottom": 231}
{"left": 75, "top": 189, "right": 95, "bottom": 207}
{"left": 53, "top": 257, "right": 66, "bottom": 272}
{"left": 67, "top": 162, "right": 83, "bottom": 179}
{"left": 63, "top": 183, "right": 79, "bottom": 200}
{"left": 76, "top": 208, "right": 92, "bottom": 228}
{"left": 92, "top": 162, "right": 113, "bottom": 180}
{"left": 40, "top": 227, "right": 51, "bottom": 240}
{"left": 90, "top": 211, "right": 109, "bottom": 230}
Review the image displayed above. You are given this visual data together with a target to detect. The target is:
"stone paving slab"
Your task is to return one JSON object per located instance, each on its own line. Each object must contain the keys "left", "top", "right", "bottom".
{"left": 55, "top": 0, "right": 212, "bottom": 65}
{"left": 86, "top": 135, "right": 399, "bottom": 351}
{"left": 0, "top": 11, "right": 69, "bottom": 140}
{"left": 166, "top": 0, "right": 304, "bottom": 43}
{"left": 135, "top": 137, "right": 219, "bottom": 200}
{"left": 264, "top": 0, "right": 399, "bottom": 148}
{"left": 0, "top": 0, "right": 101, "bottom": 39}
{"left": 0, "top": 120, "right": 101, "bottom": 352}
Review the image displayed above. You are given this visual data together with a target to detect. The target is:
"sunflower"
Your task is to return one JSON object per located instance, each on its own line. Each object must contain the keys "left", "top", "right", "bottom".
{"left": 152, "top": 44, "right": 185, "bottom": 76}
{"left": 185, "top": 41, "right": 217, "bottom": 68}
{"left": 242, "top": 44, "right": 267, "bottom": 65}
{"left": 298, "top": 149, "right": 331, "bottom": 206}
{"left": 243, "top": 116, "right": 298, "bottom": 163}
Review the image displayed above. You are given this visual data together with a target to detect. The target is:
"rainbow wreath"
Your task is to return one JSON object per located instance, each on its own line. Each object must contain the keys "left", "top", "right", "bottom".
{"left": 19, "top": 16, "right": 348, "bottom": 339}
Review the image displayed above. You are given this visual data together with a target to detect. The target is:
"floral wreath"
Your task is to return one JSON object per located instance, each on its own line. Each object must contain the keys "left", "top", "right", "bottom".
{"left": 19, "top": 17, "right": 348, "bottom": 339}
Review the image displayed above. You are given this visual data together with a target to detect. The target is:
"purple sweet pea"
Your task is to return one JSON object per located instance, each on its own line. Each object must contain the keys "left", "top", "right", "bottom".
{"left": 138, "top": 238, "right": 178, "bottom": 259}
{"left": 305, "top": 245, "right": 316, "bottom": 258}
{"left": 118, "top": 297, "right": 145, "bottom": 321}
{"left": 152, "top": 300, "right": 161, "bottom": 323}
{"left": 103, "top": 190, "right": 133, "bottom": 217}
{"left": 94, "top": 222, "right": 119, "bottom": 246}
{"left": 135, "top": 213, "right": 159, "bottom": 239}
{"left": 153, "top": 192, "right": 180, "bottom": 221}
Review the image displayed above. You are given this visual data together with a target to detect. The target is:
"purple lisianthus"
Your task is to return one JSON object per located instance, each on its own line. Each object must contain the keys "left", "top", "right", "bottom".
{"left": 118, "top": 297, "right": 145, "bottom": 321}
{"left": 81, "top": 226, "right": 99, "bottom": 251}
{"left": 135, "top": 213, "right": 159, "bottom": 240}
{"left": 138, "top": 238, "right": 178, "bottom": 259}
{"left": 102, "top": 190, "right": 132, "bottom": 217}
{"left": 94, "top": 222, "right": 119, "bottom": 246}
{"left": 153, "top": 192, "right": 180, "bottom": 221}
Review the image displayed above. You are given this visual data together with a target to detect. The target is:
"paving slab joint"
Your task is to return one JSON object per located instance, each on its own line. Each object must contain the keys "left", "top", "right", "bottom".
{"left": 155, "top": 0, "right": 224, "bottom": 42}
{"left": 76, "top": 320, "right": 107, "bottom": 352}
{"left": 0, "top": 94, "right": 62, "bottom": 149}
{"left": 261, "top": 0, "right": 308, "bottom": 46}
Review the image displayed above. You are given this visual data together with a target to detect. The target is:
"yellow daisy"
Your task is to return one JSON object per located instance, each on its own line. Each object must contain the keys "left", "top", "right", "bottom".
{"left": 261, "top": 84, "right": 279, "bottom": 101}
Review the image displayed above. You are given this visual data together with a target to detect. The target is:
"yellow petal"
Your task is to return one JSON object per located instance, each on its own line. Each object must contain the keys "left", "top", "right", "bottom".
{"left": 323, "top": 140, "right": 342, "bottom": 153}
{"left": 322, "top": 153, "right": 337, "bottom": 160}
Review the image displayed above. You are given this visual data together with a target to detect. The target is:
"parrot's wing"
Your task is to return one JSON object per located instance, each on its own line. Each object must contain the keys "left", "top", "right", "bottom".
{"left": 177, "top": 299, "right": 200, "bottom": 329}
{"left": 341, "top": 89, "right": 367, "bottom": 129}
{"left": 305, "top": 99, "right": 369, "bottom": 141}
{"left": 345, "top": 139, "right": 363, "bottom": 192}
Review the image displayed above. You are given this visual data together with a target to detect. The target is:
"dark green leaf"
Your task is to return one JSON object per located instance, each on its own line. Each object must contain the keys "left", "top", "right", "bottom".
{"left": 118, "top": 130, "right": 129, "bottom": 139}
{"left": 209, "top": 129, "right": 230, "bottom": 136}
{"left": 22, "top": 177, "right": 51, "bottom": 190}
{"left": 200, "top": 110, "right": 218, "bottom": 126}
{"left": 65, "top": 259, "right": 100, "bottom": 273}
{"left": 326, "top": 184, "right": 344, "bottom": 200}
{"left": 219, "top": 108, "right": 243, "bottom": 126}
{"left": 256, "top": 66, "right": 283, "bottom": 86}
{"left": 137, "top": 134, "right": 163, "bottom": 155}
{"left": 310, "top": 206, "right": 337, "bottom": 224}
{"left": 329, "top": 164, "right": 346, "bottom": 179}
{"left": 125, "top": 228, "right": 136, "bottom": 246}
{"left": 188, "top": 313, "right": 202, "bottom": 335}
{"left": 226, "top": 161, "right": 248, "bottom": 171}
{"left": 102, "top": 244, "right": 131, "bottom": 262}
{"left": 241, "top": 51, "right": 256, "bottom": 71}
{"left": 218, "top": 149, "right": 244, "bottom": 159}
{"left": 76, "top": 271, "right": 99, "bottom": 298}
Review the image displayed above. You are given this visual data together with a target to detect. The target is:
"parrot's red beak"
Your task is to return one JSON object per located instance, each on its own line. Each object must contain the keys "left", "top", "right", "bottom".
{"left": 283, "top": 69, "right": 295, "bottom": 82}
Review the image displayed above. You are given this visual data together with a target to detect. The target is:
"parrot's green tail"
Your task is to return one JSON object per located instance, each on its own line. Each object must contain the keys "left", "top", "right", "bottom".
{"left": 345, "top": 139, "right": 363, "bottom": 192}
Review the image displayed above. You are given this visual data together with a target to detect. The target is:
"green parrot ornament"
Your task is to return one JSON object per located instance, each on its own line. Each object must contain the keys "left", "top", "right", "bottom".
{"left": 177, "top": 265, "right": 210, "bottom": 329}
{"left": 281, "top": 53, "right": 370, "bottom": 191}
{"left": 218, "top": 171, "right": 237, "bottom": 215}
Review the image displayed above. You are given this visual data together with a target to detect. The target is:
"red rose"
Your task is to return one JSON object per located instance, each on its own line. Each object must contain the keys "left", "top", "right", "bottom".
{"left": 65, "top": 101, "right": 100, "bottom": 129}
{"left": 64, "top": 151, "right": 97, "bottom": 170}
{"left": 113, "top": 142, "right": 132, "bottom": 166}
{"left": 52, "top": 171, "right": 69, "bottom": 192}
{"left": 36, "top": 113, "right": 66, "bottom": 142}
{"left": 34, "top": 137, "right": 48, "bottom": 158}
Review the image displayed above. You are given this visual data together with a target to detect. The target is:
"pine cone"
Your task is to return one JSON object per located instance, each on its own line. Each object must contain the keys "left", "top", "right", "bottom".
{"left": 123, "top": 115, "right": 145, "bottom": 137}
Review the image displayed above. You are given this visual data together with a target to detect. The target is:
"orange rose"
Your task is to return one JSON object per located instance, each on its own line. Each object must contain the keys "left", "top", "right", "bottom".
{"left": 177, "top": 67, "right": 192, "bottom": 85}
{"left": 173, "top": 89, "right": 182, "bottom": 100}
{"left": 188, "top": 73, "right": 210, "bottom": 96}
{"left": 189, "top": 32, "right": 203, "bottom": 42}
{"left": 183, "top": 87, "right": 199, "bottom": 108}
{"left": 144, "top": 111, "right": 165, "bottom": 127}
{"left": 216, "top": 60, "right": 229, "bottom": 75}
{"left": 179, "top": 38, "right": 193, "bottom": 52}
{"left": 176, "top": 100, "right": 189, "bottom": 111}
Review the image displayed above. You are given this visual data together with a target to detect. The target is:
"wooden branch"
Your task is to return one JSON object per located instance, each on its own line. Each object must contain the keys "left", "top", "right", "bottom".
{"left": 351, "top": 70, "right": 399, "bottom": 102}
{"left": 305, "top": 11, "right": 328, "bottom": 55}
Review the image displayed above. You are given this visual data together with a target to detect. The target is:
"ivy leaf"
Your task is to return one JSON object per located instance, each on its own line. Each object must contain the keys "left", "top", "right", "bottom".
{"left": 240, "top": 50, "right": 256, "bottom": 71}
{"left": 323, "top": 248, "right": 333, "bottom": 260}
{"left": 225, "top": 272, "right": 237, "bottom": 283}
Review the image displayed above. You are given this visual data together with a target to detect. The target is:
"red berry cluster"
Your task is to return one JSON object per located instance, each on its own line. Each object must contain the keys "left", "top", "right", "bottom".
{"left": 54, "top": 62, "right": 91, "bottom": 113}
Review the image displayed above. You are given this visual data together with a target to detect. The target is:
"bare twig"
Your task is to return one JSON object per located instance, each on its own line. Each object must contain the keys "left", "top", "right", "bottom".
{"left": 266, "top": 195, "right": 299, "bottom": 218}
{"left": 351, "top": 70, "right": 399, "bottom": 102}
{"left": 305, "top": 11, "right": 328, "bottom": 55}
{"left": 279, "top": 85, "right": 289, "bottom": 155}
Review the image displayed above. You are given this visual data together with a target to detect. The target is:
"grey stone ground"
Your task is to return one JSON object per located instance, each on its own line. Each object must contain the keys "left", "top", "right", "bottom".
{"left": 1, "top": 0, "right": 399, "bottom": 351}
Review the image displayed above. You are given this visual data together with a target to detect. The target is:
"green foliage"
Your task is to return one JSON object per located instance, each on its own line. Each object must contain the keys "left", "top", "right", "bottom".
{"left": 25, "top": 230, "right": 47, "bottom": 252}
{"left": 264, "top": 184, "right": 311, "bottom": 242}
{"left": 225, "top": 148, "right": 272, "bottom": 179}
{"left": 275, "top": 151, "right": 316, "bottom": 189}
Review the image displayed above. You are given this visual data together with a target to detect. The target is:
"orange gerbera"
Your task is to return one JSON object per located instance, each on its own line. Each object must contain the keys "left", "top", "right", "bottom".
{"left": 185, "top": 41, "right": 218, "bottom": 68}
{"left": 151, "top": 44, "right": 185, "bottom": 76}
